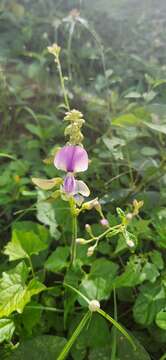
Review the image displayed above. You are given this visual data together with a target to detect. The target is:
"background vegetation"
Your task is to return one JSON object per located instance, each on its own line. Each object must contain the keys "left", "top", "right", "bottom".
{"left": 0, "top": 0, "right": 166, "bottom": 359}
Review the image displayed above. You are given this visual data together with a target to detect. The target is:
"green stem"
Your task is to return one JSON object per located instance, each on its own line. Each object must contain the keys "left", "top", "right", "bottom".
{"left": 57, "top": 57, "right": 70, "bottom": 111}
{"left": 63, "top": 282, "right": 90, "bottom": 304}
{"left": 26, "top": 305, "right": 63, "bottom": 313}
{"left": 111, "top": 288, "right": 117, "bottom": 360}
{"left": 28, "top": 256, "right": 35, "bottom": 278}
{"left": 70, "top": 214, "right": 77, "bottom": 266}
{"left": 82, "top": 224, "right": 123, "bottom": 245}
{"left": 57, "top": 311, "right": 91, "bottom": 360}
{"left": 97, "top": 308, "right": 136, "bottom": 350}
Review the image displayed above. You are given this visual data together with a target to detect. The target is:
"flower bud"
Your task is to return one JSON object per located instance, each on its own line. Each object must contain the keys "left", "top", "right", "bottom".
{"left": 87, "top": 245, "right": 95, "bottom": 257}
{"left": 133, "top": 199, "right": 144, "bottom": 215}
{"left": 82, "top": 198, "right": 99, "bottom": 210}
{"left": 47, "top": 43, "right": 61, "bottom": 57}
{"left": 85, "top": 224, "right": 91, "bottom": 231}
{"left": 127, "top": 239, "right": 135, "bottom": 248}
{"left": 126, "top": 213, "right": 133, "bottom": 221}
{"left": 89, "top": 299, "right": 100, "bottom": 312}
{"left": 100, "top": 218, "right": 109, "bottom": 227}
{"left": 76, "top": 238, "right": 86, "bottom": 245}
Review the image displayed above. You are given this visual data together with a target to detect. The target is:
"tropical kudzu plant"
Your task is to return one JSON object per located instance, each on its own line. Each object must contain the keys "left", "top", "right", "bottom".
{"left": 0, "top": 43, "right": 144, "bottom": 359}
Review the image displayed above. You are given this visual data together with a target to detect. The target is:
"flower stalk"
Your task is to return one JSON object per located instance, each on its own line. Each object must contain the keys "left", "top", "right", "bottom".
{"left": 47, "top": 43, "right": 70, "bottom": 111}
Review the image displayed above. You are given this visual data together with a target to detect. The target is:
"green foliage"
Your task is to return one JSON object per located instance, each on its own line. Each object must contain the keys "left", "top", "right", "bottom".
{"left": 4, "top": 225, "right": 49, "bottom": 261}
{"left": 133, "top": 283, "right": 166, "bottom": 326}
{"left": 0, "top": 319, "right": 15, "bottom": 344}
{"left": 45, "top": 246, "right": 70, "bottom": 273}
{"left": 6, "top": 336, "right": 66, "bottom": 360}
{"left": 0, "top": 1, "right": 166, "bottom": 359}
{"left": 156, "top": 311, "right": 166, "bottom": 330}
{"left": 0, "top": 262, "right": 46, "bottom": 317}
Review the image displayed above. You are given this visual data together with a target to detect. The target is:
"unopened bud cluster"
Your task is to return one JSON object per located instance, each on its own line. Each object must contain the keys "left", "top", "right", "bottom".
{"left": 64, "top": 109, "right": 85, "bottom": 145}
{"left": 126, "top": 199, "right": 144, "bottom": 222}
{"left": 47, "top": 43, "right": 61, "bottom": 62}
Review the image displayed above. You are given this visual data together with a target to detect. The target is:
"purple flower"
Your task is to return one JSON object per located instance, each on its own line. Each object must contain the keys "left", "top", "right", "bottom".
{"left": 54, "top": 145, "right": 90, "bottom": 200}
{"left": 54, "top": 145, "right": 88, "bottom": 173}
{"left": 63, "top": 174, "right": 90, "bottom": 198}
{"left": 63, "top": 174, "right": 76, "bottom": 194}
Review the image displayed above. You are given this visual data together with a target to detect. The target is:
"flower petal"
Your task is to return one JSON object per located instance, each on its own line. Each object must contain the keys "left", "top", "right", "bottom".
{"left": 63, "top": 174, "right": 76, "bottom": 195}
{"left": 32, "top": 177, "right": 62, "bottom": 190}
{"left": 76, "top": 180, "right": 90, "bottom": 197}
{"left": 74, "top": 194, "right": 84, "bottom": 206}
{"left": 54, "top": 145, "right": 88, "bottom": 173}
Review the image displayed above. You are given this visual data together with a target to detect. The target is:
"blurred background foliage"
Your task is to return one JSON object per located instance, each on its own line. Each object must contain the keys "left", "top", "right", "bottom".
{"left": 0, "top": 1, "right": 166, "bottom": 359}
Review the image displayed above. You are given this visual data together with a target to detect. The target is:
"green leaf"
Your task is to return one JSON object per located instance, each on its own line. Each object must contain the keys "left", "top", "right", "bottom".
{"left": 141, "top": 262, "right": 159, "bottom": 283}
{"left": 79, "top": 278, "right": 111, "bottom": 303}
{"left": 97, "top": 308, "right": 135, "bottom": 350}
{"left": 144, "top": 122, "right": 166, "bottom": 135}
{"left": 36, "top": 190, "right": 60, "bottom": 238}
{"left": 140, "top": 146, "right": 158, "bottom": 156}
{"left": 156, "top": 311, "right": 166, "bottom": 330}
{"left": 21, "top": 301, "right": 42, "bottom": 335}
{"left": 0, "top": 262, "right": 46, "bottom": 318}
{"left": 13, "top": 221, "right": 50, "bottom": 245}
{"left": 143, "top": 90, "right": 157, "bottom": 102}
{"left": 89, "top": 346, "right": 112, "bottom": 360}
{"left": 89, "top": 258, "right": 119, "bottom": 281}
{"left": 115, "top": 329, "right": 151, "bottom": 360}
{"left": 125, "top": 91, "right": 142, "bottom": 98}
{"left": 0, "top": 319, "right": 15, "bottom": 343}
{"left": 150, "top": 250, "right": 164, "bottom": 270}
{"left": 6, "top": 335, "right": 66, "bottom": 360}
{"left": 4, "top": 221, "right": 50, "bottom": 261}
{"left": 57, "top": 312, "right": 90, "bottom": 360}
{"left": 70, "top": 313, "right": 111, "bottom": 360}
{"left": 112, "top": 113, "right": 139, "bottom": 127}
{"left": 4, "top": 229, "right": 48, "bottom": 260}
{"left": 45, "top": 247, "right": 70, "bottom": 273}
{"left": 4, "top": 231, "right": 27, "bottom": 260}
{"left": 114, "top": 255, "right": 159, "bottom": 288}
{"left": 133, "top": 283, "right": 165, "bottom": 325}
{"left": 114, "top": 260, "right": 142, "bottom": 288}
{"left": 25, "top": 124, "right": 43, "bottom": 138}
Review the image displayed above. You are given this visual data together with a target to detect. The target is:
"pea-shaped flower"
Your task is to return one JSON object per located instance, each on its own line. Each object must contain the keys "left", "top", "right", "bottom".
{"left": 54, "top": 145, "right": 90, "bottom": 200}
